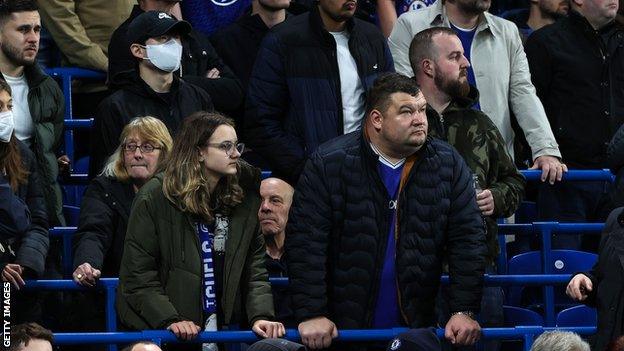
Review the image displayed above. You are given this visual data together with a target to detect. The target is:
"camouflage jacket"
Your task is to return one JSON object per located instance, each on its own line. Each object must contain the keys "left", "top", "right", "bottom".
{"left": 427, "top": 88, "right": 525, "bottom": 263}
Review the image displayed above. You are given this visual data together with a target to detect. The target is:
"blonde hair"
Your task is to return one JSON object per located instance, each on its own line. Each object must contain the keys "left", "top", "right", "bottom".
{"left": 162, "top": 111, "right": 243, "bottom": 223}
{"left": 101, "top": 116, "right": 173, "bottom": 182}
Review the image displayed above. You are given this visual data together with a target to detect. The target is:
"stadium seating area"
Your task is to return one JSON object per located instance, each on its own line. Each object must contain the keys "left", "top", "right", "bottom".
{"left": 28, "top": 69, "right": 609, "bottom": 351}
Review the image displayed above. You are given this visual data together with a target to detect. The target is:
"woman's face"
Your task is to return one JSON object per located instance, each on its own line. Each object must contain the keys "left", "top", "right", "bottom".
{"left": 122, "top": 133, "right": 162, "bottom": 186}
{"left": 199, "top": 124, "right": 241, "bottom": 180}
{"left": 0, "top": 90, "right": 13, "bottom": 112}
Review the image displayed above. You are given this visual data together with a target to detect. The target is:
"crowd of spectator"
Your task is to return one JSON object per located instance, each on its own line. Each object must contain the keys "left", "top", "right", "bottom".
{"left": 0, "top": 0, "right": 622, "bottom": 349}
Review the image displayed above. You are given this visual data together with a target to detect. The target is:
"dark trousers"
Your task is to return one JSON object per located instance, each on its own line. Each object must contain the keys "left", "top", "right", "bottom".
{"left": 515, "top": 181, "right": 613, "bottom": 252}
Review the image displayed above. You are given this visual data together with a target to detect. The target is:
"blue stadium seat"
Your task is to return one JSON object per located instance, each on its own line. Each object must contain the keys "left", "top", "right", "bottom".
{"left": 503, "top": 306, "right": 544, "bottom": 351}
{"left": 556, "top": 305, "right": 597, "bottom": 327}
{"left": 507, "top": 250, "right": 597, "bottom": 309}
{"left": 504, "top": 305, "right": 545, "bottom": 326}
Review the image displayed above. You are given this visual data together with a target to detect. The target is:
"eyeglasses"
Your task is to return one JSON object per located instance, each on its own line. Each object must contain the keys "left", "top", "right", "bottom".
{"left": 123, "top": 143, "right": 161, "bottom": 154}
{"left": 204, "top": 141, "right": 245, "bottom": 157}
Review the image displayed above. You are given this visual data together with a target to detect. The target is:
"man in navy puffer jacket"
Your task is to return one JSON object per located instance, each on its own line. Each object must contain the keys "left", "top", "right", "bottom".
{"left": 245, "top": 0, "right": 394, "bottom": 185}
{"left": 286, "top": 73, "right": 487, "bottom": 350}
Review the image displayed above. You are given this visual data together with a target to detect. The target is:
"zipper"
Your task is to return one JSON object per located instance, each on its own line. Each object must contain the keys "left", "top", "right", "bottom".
{"left": 394, "top": 154, "right": 425, "bottom": 326}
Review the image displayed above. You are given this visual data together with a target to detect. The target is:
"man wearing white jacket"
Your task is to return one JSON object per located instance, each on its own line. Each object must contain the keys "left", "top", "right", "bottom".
{"left": 388, "top": 0, "right": 567, "bottom": 184}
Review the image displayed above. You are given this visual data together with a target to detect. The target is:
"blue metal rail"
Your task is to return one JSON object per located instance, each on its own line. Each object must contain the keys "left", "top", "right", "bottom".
{"left": 50, "top": 327, "right": 596, "bottom": 351}
{"left": 46, "top": 67, "right": 105, "bottom": 172}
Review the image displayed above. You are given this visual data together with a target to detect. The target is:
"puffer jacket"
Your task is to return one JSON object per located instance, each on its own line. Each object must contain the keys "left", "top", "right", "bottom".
{"left": 72, "top": 176, "right": 135, "bottom": 277}
{"left": 2, "top": 65, "right": 65, "bottom": 226}
{"left": 0, "top": 140, "right": 49, "bottom": 276}
{"left": 117, "top": 162, "right": 274, "bottom": 330}
{"left": 286, "top": 131, "right": 487, "bottom": 329}
{"left": 244, "top": 5, "right": 394, "bottom": 184}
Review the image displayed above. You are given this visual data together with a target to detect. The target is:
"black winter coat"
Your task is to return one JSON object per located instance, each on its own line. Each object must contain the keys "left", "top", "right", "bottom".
{"left": 577, "top": 207, "right": 624, "bottom": 351}
{"left": 90, "top": 73, "right": 213, "bottom": 176}
{"left": 0, "top": 140, "right": 49, "bottom": 277}
{"left": 244, "top": 6, "right": 394, "bottom": 184}
{"left": 73, "top": 176, "right": 135, "bottom": 277}
{"left": 525, "top": 11, "right": 624, "bottom": 169}
{"left": 108, "top": 5, "right": 244, "bottom": 113}
{"left": 286, "top": 131, "right": 487, "bottom": 329}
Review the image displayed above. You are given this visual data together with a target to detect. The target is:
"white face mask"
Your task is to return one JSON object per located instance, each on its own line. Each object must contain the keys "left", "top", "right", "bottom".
{"left": 143, "top": 39, "right": 183, "bottom": 73}
{"left": 0, "top": 111, "right": 14, "bottom": 143}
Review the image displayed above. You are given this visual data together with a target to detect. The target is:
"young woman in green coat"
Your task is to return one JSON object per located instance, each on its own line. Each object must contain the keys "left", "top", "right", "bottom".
{"left": 117, "top": 112, "right": 284, "bottom": 350}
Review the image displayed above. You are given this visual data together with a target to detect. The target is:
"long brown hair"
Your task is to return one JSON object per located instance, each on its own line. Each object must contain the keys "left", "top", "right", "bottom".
{"left": 162, "top": 111, "right": 243, "bottom": 223}
{"left": 0, "top": 80, "right": 28, "bottom": 192}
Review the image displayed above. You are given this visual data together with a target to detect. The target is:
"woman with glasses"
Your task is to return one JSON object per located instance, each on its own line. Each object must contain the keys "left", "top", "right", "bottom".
{"left": 72, "top": 116, "right": 173, "bottom": 286}
{"left": 117, "top": 111, "right": 283, "bottom": 350}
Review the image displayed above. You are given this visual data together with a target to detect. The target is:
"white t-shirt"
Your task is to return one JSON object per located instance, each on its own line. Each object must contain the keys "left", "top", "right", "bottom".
{"left": 4, "top": 73, "right": 34, "bottom": 145}
{"left": 329, "top": 31, "right": 366, "bottom": 134}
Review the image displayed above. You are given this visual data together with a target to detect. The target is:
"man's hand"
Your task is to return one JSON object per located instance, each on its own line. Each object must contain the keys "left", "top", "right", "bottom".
{"left": 566, "top": 274, "right": 593, "bottom": 301}
{"left": 252, "top": 320, "right": 286, "bottom": 338}
{"left": 530, "top": 155, "right": 567, "bottom": 185}
{"left": 167, "top": 321, "right": 201, "bottom": 341}
{"left": 476, "top": 189, "right": 494, "bottom": 216}
{"left": 206, "top": 68, "right": 221, "bottom": 79}
{"left": 444, "top": 313, "right": 481, "bottom": 346}
{"left": 57, "top": 155, "right": 70, "bottom": 173}
{"left": 2, "top": 263, "right": 25, "bottom": 290}
{"left": 298, "top": 316, "right": 338, "bottom": 349}
{"left": 72, "top": 262, "right": 101, "bottom": 287}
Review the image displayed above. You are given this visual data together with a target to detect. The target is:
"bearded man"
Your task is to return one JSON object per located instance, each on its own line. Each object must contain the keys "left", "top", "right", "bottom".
{"left": 411, "top": 27, "right": 525, "bottom": 351}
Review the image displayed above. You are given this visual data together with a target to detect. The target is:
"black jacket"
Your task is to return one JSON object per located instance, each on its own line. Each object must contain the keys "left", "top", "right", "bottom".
{"left": 73, "top": 176, "right": 135, "bottom": 277}
{"left": 107, "top": 5, "right": 243, "bottom": 113}
{"left": 0, "top": 141, "right": 49, "bottom": 277}
{"left": 609, "top": 124, "right": 624, "bottom": 207}
{"left": 525, "top": 11, "right": 624, "bottom": 169}
{"left": 211, "top": 12, "right": 278, "bottom": 90}
{"left": 244, "top": 6, "right": 394, "bottom": 184}
{"left": 90, "top": 72, "right": 213, "bottom": 176}
{"left": 578, "top": 207, "right": 624, "bottom": 351}
{"left": 286, "top": 131, "right": 487, "bottom": 329}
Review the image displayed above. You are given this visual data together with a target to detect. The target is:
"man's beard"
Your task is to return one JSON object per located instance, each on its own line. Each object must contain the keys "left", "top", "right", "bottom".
{"left": 539, "top": 1, "right": 568, "bottom": 20}
{"left": 435, "top": 71, "right": 470, "bottom": 99}
{"left": 1, "top": 41, "right": 36, "bottom": 67}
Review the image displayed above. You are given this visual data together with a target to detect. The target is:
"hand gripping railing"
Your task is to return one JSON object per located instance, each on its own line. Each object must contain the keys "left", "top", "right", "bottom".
{"left": 48, "top": 327, "right": 596, "bottom": 351}
{"left": 24, "top": 273, "right": 574, "bottom": 350}
{"left": 260, "top": 169, "right": 617, "bottom": 182}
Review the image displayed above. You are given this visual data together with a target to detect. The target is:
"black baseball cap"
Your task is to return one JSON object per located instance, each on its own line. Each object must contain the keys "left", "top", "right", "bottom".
{"left": 248, "top": 339, "right": 306, "bottom": 351}
{"left": 127, "top": 10, "right": 192, "bottom": 45}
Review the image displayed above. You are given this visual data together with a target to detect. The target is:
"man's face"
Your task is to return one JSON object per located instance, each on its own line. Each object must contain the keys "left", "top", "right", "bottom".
{"left": 537, "top": 0, "right": 569, "bottom": 18}
{"left": 453, "top": 0, "right": 491, "bottom": 16}
{"left": 378, "top": 91, "right": 428, "bottom": 153}
{"left": 258, "top": 0, "right": 291, "bottom": 11}
{"left": 0, "top": 11, "right": 40, "bottom": 67}
{"left": 318, "top": 0, "right": 357, "bottom": 23}
{"left": 258, "top": 178, "right": 293, "bottom": 237}
{"left": 432, "top": 34, "right": 471, "bottom": 99}
{"left": 582, "top": 0, "right": 619, "bottom": 25}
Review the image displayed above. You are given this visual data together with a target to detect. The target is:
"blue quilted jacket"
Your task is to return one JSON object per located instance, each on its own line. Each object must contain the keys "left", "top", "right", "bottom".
{"left": 245, "top": 6, "right": 394, "bottom": 184}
